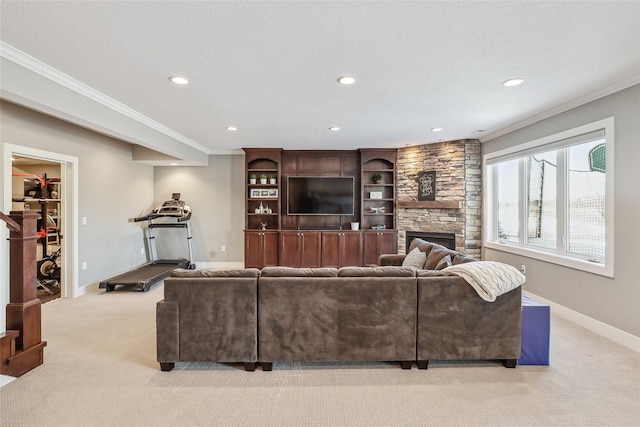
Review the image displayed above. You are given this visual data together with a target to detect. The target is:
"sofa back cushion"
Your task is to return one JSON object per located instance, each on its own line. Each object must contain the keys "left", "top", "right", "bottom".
{"left": 435, "top": 254, "right": 453, "bottom": 270}
{"left": 258, "top": 274, "right": 417, "bottom": 362}
{"left": 261, "top": 266, "right": 338, "bottom": 277}
{"left": 407, "top": 238, "right": 437, "bottom": 256}
{"left": 407, "top": 238, "right": 478, "bottom": 270}
{"left": 338, "top": 266, "right": 416, "bottom": 277}
{"left": 423, "top": 243, "right": 460, "bottom": 270}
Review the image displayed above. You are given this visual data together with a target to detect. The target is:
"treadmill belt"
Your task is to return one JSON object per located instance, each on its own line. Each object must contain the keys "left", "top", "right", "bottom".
{"left": 100, "top": 259, "right": 189, "bottom": 291}
{"left": 113, "top": 263, "right": 177, "bottom": 284}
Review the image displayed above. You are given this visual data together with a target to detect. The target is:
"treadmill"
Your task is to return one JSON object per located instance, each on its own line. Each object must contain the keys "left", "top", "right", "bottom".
{"left": 99, "top": 193, "right": 195, "bottom": 292}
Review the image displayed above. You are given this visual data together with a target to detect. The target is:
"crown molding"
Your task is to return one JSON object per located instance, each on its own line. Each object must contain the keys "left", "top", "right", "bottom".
{"left": 480, "top": 73, "right": 640, "bottom": 143}
{"left": 0, "top": 42, "right": 212, "bottom": 155}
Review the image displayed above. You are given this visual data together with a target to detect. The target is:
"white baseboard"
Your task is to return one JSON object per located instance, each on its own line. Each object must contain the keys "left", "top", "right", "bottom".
{"left": 525, "top": 292, "right": 640, "bottom": 353}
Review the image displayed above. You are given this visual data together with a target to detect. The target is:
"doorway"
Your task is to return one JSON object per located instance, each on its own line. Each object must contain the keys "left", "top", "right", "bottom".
{"left": 2, "top": 144, "right": 78, "bottom": 310}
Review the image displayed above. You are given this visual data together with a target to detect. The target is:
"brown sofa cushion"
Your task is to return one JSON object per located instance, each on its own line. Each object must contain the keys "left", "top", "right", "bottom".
{"left": 407, "top": 238, "right": 438, "bottom": 256}
{"left": 435, "top": 254, "right": 453, "bottom": 270}
{"left": 405, "top": 238, "right": 478, "bottom": 270}
{"left": 261, "top": 266, "right": 338, "bottom": 277}
{"left": 424, "top": 243, "right": 460, "bottom": 270}
{"left": 170, "top": 268, "right": 260, "bottom": 278}
{"left": 338, "top": 266, "right": 416, "bottom": 277}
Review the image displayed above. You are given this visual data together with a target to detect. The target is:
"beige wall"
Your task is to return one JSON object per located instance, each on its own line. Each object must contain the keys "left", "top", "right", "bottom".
{"left": 1, "top": 101, "right": 154, "bottom": 310}
{"left": 481, "top": 84, "right": 640, "bottom": 338}
{"left": 153, "top": 155, "right": 245, "bottom": 265}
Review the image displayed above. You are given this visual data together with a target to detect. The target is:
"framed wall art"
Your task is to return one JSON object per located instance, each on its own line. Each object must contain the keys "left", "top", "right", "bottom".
{"left": 418, "top": 171, "right": 436, "bottom": 201}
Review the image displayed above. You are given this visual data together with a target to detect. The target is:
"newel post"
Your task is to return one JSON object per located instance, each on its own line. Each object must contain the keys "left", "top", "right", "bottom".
{"left": 0, "top": 210, "right": 47, "bottom": 377}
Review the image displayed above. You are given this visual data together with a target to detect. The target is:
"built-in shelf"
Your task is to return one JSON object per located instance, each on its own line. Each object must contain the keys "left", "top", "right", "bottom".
{"left": 397, "top": 200, "right": 461, "bottom": 209}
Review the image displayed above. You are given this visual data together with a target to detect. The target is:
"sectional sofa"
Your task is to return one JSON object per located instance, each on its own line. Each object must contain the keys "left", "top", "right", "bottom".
{"left": 156, "top": 239, "right": 524, "bottom": 371}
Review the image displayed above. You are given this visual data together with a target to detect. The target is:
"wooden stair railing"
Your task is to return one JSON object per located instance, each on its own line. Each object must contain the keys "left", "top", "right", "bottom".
{"left": 0, "top": 210, "right": 46, "bottom": 377}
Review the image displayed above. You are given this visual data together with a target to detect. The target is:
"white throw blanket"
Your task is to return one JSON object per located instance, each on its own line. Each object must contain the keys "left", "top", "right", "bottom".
{"left": 442, "top": 261, "right": 526, "bottom": 302}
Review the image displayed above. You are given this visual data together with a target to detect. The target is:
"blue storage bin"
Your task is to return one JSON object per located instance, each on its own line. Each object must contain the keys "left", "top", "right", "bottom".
{"left": 519, "top": 294, "right": 550, "bottom": 365}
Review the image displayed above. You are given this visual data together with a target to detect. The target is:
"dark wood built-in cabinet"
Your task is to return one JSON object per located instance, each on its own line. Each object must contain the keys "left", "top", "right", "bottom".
{"left": 243, "top": 148, "right": 397, "bottom": 268}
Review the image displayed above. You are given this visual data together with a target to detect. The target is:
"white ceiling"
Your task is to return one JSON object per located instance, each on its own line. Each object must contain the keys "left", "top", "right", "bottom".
{"left": 1, "top": 1, "right": 639, "bottom": 165}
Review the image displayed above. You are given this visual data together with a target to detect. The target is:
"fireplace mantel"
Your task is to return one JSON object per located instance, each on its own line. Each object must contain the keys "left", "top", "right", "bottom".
{"left": 397, "top": 200, "right": 461, "bottom": 209}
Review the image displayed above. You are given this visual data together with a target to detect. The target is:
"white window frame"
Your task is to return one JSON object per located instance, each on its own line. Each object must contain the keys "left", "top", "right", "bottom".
{"left": 483, "top": 117, "right": 614, "bottom": 277}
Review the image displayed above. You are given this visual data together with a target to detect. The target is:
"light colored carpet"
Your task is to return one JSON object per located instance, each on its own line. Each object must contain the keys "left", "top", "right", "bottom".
{"left": 1, "top": 284, "right": 639, "bottom": 427}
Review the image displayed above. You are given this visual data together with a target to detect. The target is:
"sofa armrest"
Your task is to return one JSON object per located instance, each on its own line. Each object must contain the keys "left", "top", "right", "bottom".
{"left": 378, "top": 254, "right": 405, "bottom": 266}
{"left": 156, "top": 299, "right": 179, "bottom": 364}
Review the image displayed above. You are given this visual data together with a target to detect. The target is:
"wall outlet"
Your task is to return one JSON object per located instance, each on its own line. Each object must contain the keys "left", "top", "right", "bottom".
{"left": 221, "top": 245, "right": 226, "bottom": 252}
{"left": 520, "top": 264, "right": 526, "bottom": 275}
{"left": 140, "top": 247, "right": 145, "bottom": 255}
{"left": 82, "top": 261, "right": 87, "bottom": 270}
{"left": 82, "top": 217, "right": 87, "bottom": 225}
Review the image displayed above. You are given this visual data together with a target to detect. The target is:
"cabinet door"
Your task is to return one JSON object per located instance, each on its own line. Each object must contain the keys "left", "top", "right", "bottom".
{"left": 245, "top": 232, "right": 264, "bottom": 269}
{"left": 299, "top": 231, "right": 321, "bottom": 267}
{"left": 363, "top": 231, "right": 397, "bottom": 266}
{"left": 279, "top": 231, "right": 302, "bottom": 267}
{"left": 262, "top": 231, "right": 280, "bottom": 267}
{"left": 321, "top": 232, "right": 342, "bottom": 267}
{"left": 341, "top": 232, "right": 363, "bottom": 266}
{"left": 377, "top": 231, "right": 397, "bottom": 258}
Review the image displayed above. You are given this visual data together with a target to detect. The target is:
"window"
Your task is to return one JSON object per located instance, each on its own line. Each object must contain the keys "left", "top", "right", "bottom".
{"left": 484, "top": 118, "right": 614, "bottom": 277}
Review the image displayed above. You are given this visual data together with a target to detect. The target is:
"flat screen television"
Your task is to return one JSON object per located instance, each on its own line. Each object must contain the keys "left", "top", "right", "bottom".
{"left": 287, "top": 176, "right": 355, "bottom": 215}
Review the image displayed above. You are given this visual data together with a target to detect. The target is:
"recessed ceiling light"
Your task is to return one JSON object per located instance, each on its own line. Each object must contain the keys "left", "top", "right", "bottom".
{"left": 226, "top": 126, "right": 238, "bottom": 131}
{"left": 169, "top": 76, "right": 189, "bottom": 85}
{"left": 169, "top": 162, "right": 178, "bottom": 166}
{"left": 502, "top": 78, "right": 524, "bottom": 87}
{"left": 337, "top": 75, "right": 356, "bottom": 85}
{"left": 431, "top": 127, "right": 443, "bottom": 132}
{"left": 329, "top": 126, "right": 341, "bottom": 131}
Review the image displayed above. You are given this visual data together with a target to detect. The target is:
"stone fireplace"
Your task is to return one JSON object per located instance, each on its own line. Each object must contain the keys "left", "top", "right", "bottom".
{"left": 396, "top": 139, "right": 482, "bottom": 259}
